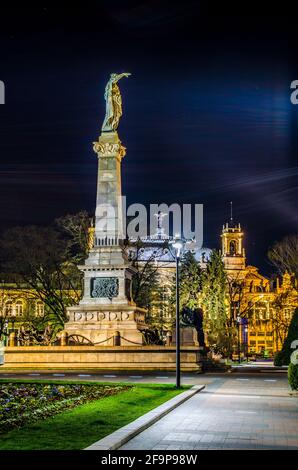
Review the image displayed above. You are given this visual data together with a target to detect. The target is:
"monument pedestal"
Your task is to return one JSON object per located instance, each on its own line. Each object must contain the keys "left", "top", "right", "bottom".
{"left": 65, "top": 304, "right": 146, "bottom": 345}
{"left": 64, "top": 249, "right": 148, "bottom": 345}
{"left": 171, "top": 327, "right": 199, "bottom": 347}
{"left": 2, "top": 345, "right": 203, "bottom": 372}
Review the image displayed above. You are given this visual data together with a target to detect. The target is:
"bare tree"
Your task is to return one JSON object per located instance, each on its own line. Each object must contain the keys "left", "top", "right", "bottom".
{"left": 226, "top": 272, "right": 255, "bottom": 321}
{"left": 0, "top": 283, "right": 18, "bottom": 340}
{"left": 271, "top": 290, "right": 297, "bottom": 350}
{"left": 129, "top": 240, "right": 169, "bottom": 309}
{"left": 268, "top": 235, "right": 298, "bottom": 279}
{"left": 0, "top": 226, "right": 83, "bottom": 331}
{"left": 127, "top": 239, "right": 174, "bottom": 341}
{"left": 55, "top": 211, "right": 92, "bottom": 262}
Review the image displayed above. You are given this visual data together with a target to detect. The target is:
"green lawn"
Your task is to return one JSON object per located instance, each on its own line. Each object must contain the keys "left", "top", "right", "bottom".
{"left": 0, "top": 380, "right": 186, "bottom": 450}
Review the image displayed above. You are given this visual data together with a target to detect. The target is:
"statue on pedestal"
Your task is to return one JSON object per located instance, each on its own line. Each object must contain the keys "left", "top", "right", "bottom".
{"left": 102, "top": 72, "right": 131, "bottom": 132}
{"left": 64, "top": 72, "right": 147, "bottom": 346}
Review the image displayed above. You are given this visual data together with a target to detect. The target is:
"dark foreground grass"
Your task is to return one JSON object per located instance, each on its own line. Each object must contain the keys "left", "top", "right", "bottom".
{"left": 0, "top": 380, "right": 186, "bottom": 450}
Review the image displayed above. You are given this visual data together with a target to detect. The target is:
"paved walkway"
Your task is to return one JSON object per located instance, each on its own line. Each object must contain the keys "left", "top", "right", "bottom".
{"left": 120, "top": 375, "right": 298, "bottom": 450}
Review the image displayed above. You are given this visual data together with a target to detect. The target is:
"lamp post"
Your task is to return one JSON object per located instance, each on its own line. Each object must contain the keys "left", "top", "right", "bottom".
{"left": 244, "top": 324, "right": 248, "bottom": 362}
{"left": 8, "top": 308, "right": 16, "bottom": 339}
{"left": 170, "top": 236, "right": 185, "bottom": 389}
{"left": 236, "top": 315, "right": 241, "bottom": 364}
{"left": 3, "top": 320, "right": 8, "bottom": 347}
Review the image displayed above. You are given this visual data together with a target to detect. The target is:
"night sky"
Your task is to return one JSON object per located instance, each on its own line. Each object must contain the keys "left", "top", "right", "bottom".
{"left": 0, "top": 5, "right": 297, "bottom": 275}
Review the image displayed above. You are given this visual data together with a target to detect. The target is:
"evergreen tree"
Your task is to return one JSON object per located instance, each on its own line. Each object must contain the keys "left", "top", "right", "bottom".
{"left": 276, "top": 307, "right": 298, "bottom": 365}
{"left": 170, "top": 251, "right": 205, "bottom": 345}
{"left": 201, "top": 250, "right": 236, "bottom": 356}
{"left": 179, "top": 251, "right": 203, "bottom": 310}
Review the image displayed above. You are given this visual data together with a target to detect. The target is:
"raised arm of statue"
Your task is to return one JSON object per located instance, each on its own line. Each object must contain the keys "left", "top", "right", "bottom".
{"left": 101, "top": 72, "right": 131, "bottom": 132}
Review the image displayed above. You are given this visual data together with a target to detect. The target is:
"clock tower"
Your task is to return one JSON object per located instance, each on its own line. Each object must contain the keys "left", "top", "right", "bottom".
{"left": 221, "top": 205, "right": 246, "bottom": 272}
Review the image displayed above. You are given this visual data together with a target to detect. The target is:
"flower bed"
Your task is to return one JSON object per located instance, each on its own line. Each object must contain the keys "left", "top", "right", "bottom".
{"left": 0, "top": 382, "right": 128, "bottom": 433}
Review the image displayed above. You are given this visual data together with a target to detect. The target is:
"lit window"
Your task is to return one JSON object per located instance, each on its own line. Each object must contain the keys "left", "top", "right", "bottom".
{"left": 15, "top": 301, "right": 23, "bottom": 316}
{"left": 229, "top": 240, "right": 236, "bottom": 255}
{"left": 35, "top": 302, "right": 44, "bottom": 316}
{"left": 4, "top": 300, "right": 13, "bottom": 315}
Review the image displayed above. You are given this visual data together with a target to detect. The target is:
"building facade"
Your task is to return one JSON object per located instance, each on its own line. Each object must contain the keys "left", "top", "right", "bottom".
{"left": 1, "top": 219, "right": 297, "bottom": 354}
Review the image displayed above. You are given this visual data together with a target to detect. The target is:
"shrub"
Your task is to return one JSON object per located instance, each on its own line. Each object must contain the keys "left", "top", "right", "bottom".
{"left": 274, "top": 351, "right": 285, "bottom": 366}
{"left": 278, "top": 308, "right": 298, "bottom": 366}
{"left": 288, "top": 363, "right": 298, "bottom": 390}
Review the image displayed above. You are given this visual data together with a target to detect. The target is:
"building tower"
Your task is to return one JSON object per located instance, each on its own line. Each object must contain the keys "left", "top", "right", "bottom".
{"left": 221, "top": 202, "right": 246, "bottom": 272}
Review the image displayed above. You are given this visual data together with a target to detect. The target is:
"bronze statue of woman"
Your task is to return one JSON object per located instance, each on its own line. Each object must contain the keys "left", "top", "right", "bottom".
{"left": 101, "top": 72, "right": 131, "bottom": 132}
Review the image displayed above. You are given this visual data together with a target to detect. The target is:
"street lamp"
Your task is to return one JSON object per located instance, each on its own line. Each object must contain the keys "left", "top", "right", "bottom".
{"left": 3, "top": 320, "right": 8, "bottom": 347}
{"left": 169, "top": 235, "right": 186, "bottom": 388}
{"left": 244, "top": 324, "right": 248, "bottom": 362}
{"left": 236, "top": 315, "right": 241, "bottom": 364}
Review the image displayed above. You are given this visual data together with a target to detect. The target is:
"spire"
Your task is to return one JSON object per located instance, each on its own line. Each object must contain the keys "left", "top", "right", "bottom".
{"left": 230, "top": 201, "right": 233, "bottom": 223}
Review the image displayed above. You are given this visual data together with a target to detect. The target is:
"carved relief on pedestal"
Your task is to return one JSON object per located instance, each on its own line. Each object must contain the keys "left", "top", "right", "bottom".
{"left": 85, "top": 312, "right": 95, "bottom": 321}
{"left": 109, "top": 312, "right": 117, "bottom": 321}
{"left": 121, "top": 312, "right": 130, "bottom": 321}
{"left": 68, "top": 309, "right": 144, "bottom": 324}
{"left": 91, "top": 277, "right": 119, "bottom": 299}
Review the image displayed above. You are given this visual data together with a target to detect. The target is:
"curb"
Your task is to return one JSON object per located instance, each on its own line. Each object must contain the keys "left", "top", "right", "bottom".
{"left": 85, "top": 384, "right": 205, "bottom": 450}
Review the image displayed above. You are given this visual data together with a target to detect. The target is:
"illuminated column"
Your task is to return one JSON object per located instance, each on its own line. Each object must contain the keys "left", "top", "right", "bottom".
{"left": 93, "top": 131, "right": 126, "bottom": 243}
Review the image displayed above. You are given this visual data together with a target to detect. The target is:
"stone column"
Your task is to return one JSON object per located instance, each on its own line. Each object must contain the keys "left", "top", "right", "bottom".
{"left": 93, "top": 131, "right": 126, "bottom": 242}
{"left": 64, "top": 123, "right": 147, "bottom": 344}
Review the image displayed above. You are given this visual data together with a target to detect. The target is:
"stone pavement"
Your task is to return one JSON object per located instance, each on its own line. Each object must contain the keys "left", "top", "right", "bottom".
{"left": 120, "top": 375, "right": 298, "bottom": 450}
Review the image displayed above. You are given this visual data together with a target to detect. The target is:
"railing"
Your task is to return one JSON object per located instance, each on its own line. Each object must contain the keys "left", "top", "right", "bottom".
{"left": 94, "top": 236, "right": 119, "bottom": 247}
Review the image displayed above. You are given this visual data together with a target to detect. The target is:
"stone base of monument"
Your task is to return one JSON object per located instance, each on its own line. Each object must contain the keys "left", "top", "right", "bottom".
{"left": 1, "top": 345, "right": 202, "bottom": 372}
{"left": 171, "top": 327, "right": 199, "bottom": 347}
{"left": 64, "top": 304, "right": 147, "bottom": 346}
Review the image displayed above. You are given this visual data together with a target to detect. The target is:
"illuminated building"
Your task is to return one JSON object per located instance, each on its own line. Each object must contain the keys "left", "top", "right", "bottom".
{"left": 221, "top": 219, "right": 298, "bottom": 355}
